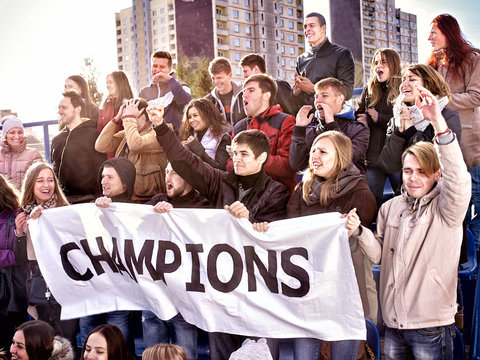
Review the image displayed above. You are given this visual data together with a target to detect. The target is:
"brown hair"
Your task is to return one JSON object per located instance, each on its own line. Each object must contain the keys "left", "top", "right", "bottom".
{"left": 208, "top": 57, "right": 232, "bottom": 75}
{"left": 179, "top": 98, "right": 231, "bottom": 141}
{"left": 19, "top": 163, "right": 69, "bottom": 207}
{"left": 403, "top": 64, "right": 451, "bottom": 99}
{"left": 16, "top": 320, "right": 55, "bottom": 360}
{"left": 66, "top": 75, "right": 97, "bottom": 109}
{"left": 401, "top": 141, "right": 440, "bottom": 176}
{"left": 244, "top": 74, "right": 278, "bottom": 106}
{"left": 152, "top": 51, "right": 173, "bottom": 67}
{"left": 367, "top": 48, "right": 402, "bottom": 106}
{"left": 302, "top": 131, "right": 352, "bottom": 205}
{"left": 81, "top": 324, "right": 134, "bottom": 360}
{"left": 0, "top": 175, "right": 19, "bottom": 211}
{"left": 233, "top": 129, "right": 270, "bottom": 160}
{"left": 101, "top": 71, "right": 134, "bottom": 114}
{"left": 142, "top": 344, "right": 187, "bottom": 360}
{"left": 314, "top": 77, "right": 345, "bottom": 98}
{"left": 240, "top": 53, "right": 266, "bottom": 73}
{"left": 62, "top": 89, "right": 85, "bottom": 113}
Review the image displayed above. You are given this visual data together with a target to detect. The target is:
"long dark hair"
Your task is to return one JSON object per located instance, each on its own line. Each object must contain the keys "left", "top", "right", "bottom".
{"left": 16, "top": 320, "right": 54, "bottom": 360}
{"left": 67, "top": 75, "right": 97, "bottom": 106}
{"left": 81, "top": 324, "right": 134, "bottom": 360}
{"left": 101, "top": 71, "right": 134, "bottom": 114}
{"left": 426, "top": 14, "right": 478, "bottom": 81}
{"left": 179, "top": 98, "right": 231, "bottom": 141}
{"left": 0, "top": 175, "right": 19, "bottom": 211}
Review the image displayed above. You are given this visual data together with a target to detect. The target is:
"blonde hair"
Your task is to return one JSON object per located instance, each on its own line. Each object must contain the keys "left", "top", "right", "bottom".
{"left": 401, "top": 141, "right": 440, "bottom": 176}
{"left": 302, "top": 131, "right": 352, "bottom": 205}
{"left": 142, "top": 344, "right": 187, "bottom": 360}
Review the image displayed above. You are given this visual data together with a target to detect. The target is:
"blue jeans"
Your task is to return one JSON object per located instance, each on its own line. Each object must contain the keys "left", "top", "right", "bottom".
{"left": 292, "top": 338, "right": 359, "bottom": 360}
{"left": 142, "top": 311, "right": 198, "bottom": 360}
{"left": 466, "top": 167, "right": 480, "bottom": 250}
{"left": 384, "top": 325, "right": 454, "bottom": 360}
{"left": 79, "top": 311, "right": 130, "bottom": 345}
{"left": 366, "top": 166, "right": 401, "bottom": 208}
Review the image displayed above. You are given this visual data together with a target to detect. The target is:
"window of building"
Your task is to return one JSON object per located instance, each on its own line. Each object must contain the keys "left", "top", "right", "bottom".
{"left": 383, "top": 14, "right": 386, "bottom": 20}
{"left": 245, "top": 0, "right": 250, "bottom": 5}
{"left": 377, "top": 23, "right": 381, "bottom": 29}
{"left": 233, "top": 10, "right": 239, "bottom": 18}
{"left": 261, "top": 13, "right": 264, "bottom": 21}
{"left": 279, "top": 19, "right": 284, "bottom": 27}
{"left": 162, "top": 37, "right": 166, "bottom": 43}
{"left": 234, "top": 38, "right": 240, "bottom": 46}
{"left": 246, "top": 26, "right": 252, "bottom": 34}
{"left": 160, "top": 8, "right": 165, "bottom": 14}
{"left": 246, "top": 40, "right": 252, "bottom": 48}
{"left": 411, "top": 22, "right": 416, "bottom": 29}
{"left": 281, "top": 45, "right": 285, "bottom": 53}
{"left": 153, "top": 20, "right": 157, "bottom": 25}
{"left": 161, "top": 17, "right": 166, "bottom": 23}
{"left": 235, "top": 66, "right": 242, "bottom": 75}
{"left": 291, "top": 73, "right": 295, "bottom": 80}
{"left": 383, "top": 24, "right": 386, "bottom": 29}
{"left": 377, "top": 13, "right": 381, "bottom": 19}
{"left": 290, "top": 59, "right": 295, "bottom": 67}
{"left": 279, "top": 5, "right": 283, "bottom": 14}
{"left": 288, "top": 21, "right": 294, "bottom": 29}
{"left": 282, "top": 71, "right": 286, "bottom": 79}
{"left": 153, "top": 29, "right": 158, "bottom": 35}
{"left": 245, "top": 12, "right": 251, "bottom": 20}
{"left": 233, "top": 0, "right": 238, "bottom": 3}
{"left": 389, "top": 7, "right": 393, "bottom": 12}
{"left": 290, "top": 46, "right": 295, "bottom": 54}
{"left": 154, "top": 39, "right": 158, "bottom": 45}
{"left": 124, "top": 37, "right": 129, "bottom": 43}
{"left": 274, "top": 3, "right": 277, "bottom": 10}
{"left": 276, "top": 43, "right": 279, "bottom": 50}
{"left": 161, "top": 27, "right": 166, "bottom": 33}
{"left": 125, "top": 64, "right": 129, "bottom": 70}
{"left": 233, "top": 24, "right": 240, "bottom": 32}
{"left": 281, "top": 58, "right": 286, "bottom": 66}
{"left": 124, "top": 46, "right": 128, "bottom": 52}
{"left": 123, "top": 19, "right": 127, "bottom": 25}
{"left": 289, "top": 34, "right": 294, "bottom": 41}
{"left": 378, "top": 41, "right": 382, "bottom": 47}
{"left": 288, "top": 8, "right": 293, "bottom": 16}
{"left": 280, "top": 32, "right": 285, "bottom": 40}
{"left": 263, "top": 40, "right": 265, "bottom": 48}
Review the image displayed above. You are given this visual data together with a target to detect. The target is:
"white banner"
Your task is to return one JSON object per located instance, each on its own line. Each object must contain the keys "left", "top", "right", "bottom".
{"left": 29, "top": 203, "right": 366, "bottom": 341}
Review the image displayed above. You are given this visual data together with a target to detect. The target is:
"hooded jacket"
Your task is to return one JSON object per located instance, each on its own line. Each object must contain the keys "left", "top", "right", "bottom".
{"left": 296, "top": 39, "right": 355, "bottom": 104}
{"left": 51, "top": 119, "right": 106, "bottom": 204}
{"left": 230, "top": 105, "right": 296, "bottom": 192}
{"left": 205, "top": 81, "right": 246, "bottom": 126}
{"left": 139, "top": 77, "right": 192, "bottom": 134}
{"left": 154, "top": 122, "right": 289, "bottom": 223}
{"left": 49, "top": 336, "right": 74, "bottom": 360}
{"left": 99, "top": 157, "right": 136, "bottom": 202}
{"left": 289, "top": 104, "right": 369, "bottom": 173}
{"left": 287, "top": 164, "right": 377, "bottom": 319}
{"left": 356, "top": 138, "right": 470, "bottom": 329}
{"left": 0, "top": 139, "right": 42, "bottom": 190}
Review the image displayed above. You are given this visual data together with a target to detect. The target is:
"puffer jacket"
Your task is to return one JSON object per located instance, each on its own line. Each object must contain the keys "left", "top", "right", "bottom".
{"left": 0, "top": 139, "right": 42, "bottom": 189}
{"left": 96, "top": 118, "right": 168, "bottom": 202}
{"left": 356, "top": 138, "right": 470, "bottom": 329}
{"left": 437, "top": 51, "right": 480, "bottom": 169}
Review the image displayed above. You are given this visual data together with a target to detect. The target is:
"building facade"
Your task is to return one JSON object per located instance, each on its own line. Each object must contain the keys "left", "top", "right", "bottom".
{"left": 115, "top": 0, "right": 305, "bottom": 92}
{"left": 330, "top": 0, "right": 418, "bottom": 87}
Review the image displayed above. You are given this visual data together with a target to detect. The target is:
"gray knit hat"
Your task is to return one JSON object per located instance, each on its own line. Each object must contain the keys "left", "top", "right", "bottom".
{"left": 1, "top": 115, "right": 24, "bottom": 138}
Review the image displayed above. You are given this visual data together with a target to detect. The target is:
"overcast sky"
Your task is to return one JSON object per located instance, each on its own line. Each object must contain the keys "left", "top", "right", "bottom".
{"left": 0, "top": 0, "right": 478, "bottom": 123}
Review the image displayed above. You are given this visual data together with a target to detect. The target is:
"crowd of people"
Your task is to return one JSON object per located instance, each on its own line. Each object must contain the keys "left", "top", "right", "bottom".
{"left": 0, "top": 10, "right": 479, "bottom": 360}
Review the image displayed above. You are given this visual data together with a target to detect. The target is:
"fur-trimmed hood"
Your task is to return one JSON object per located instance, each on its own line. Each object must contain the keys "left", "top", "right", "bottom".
{"left": 49, "top": 336, "right": 74, "bottom": 360}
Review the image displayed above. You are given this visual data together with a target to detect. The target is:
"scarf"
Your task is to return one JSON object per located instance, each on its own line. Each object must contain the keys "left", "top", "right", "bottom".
{"left": 22, "top": 195, "right": 57, "bottom": 215}
{"left": 393, "top": 95, "right": 448, "bottom": 132}
{"left": 1, "top": 137, "right": 27, "bottom": 154}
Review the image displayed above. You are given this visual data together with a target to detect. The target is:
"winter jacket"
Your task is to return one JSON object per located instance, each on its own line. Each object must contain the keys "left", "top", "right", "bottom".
{"left": 355, "top": 83, "right": 394, "bottom": 166}
{"left": 95, "top": 118, "right": 168, "bottom": 202}
{"left": 356, "top": 138, "right": 470, "bottom": 329}
{"left": 296, "top": 39, "right": 355, "bottom": 104}
{"left": 205, "top": 81, "right": 246, "bottom": 126}
{"left": 147, "top": 190, "right": 210, "bottom": 208}
{"left": 229, "top": 105, "right": 296, "bottom": 192}
{"left": 51, "top": 120, "right": 106, "bottom": 204}
{"left": 139, "top": 77, "right": 192, "bottom": 134}
{"left": 275, "top": 79, "right": 302, "bottom": 116}
{"left": 379, "top": 108, "right": 462, "bottom": 174}
{"left": 154, "top": 122, "right": 290, "bottom": 222}
{"left": 289, "top": 105, "right": 369, "bottom": 174}
{"left": 0, "top": 139, "right": 42, "bottom": 190}
{"left": 287, "top": 164, "right": 377, "bottom": 319}
{"left": 437, "top": 51, "right": 480, "bottom": 169}
{"left": 97, "top": 98, "right": 123, "bottom": 133}
{"left": 186, "top": 131, "right": 231, "bottom": 170}
{"left": 49, "top": 336, "right": 74, "bottom": 360}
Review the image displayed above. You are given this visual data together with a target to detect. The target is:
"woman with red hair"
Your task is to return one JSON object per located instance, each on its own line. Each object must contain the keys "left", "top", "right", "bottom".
{"left": 427, "top": 13, "right": 480, "bottom": 247}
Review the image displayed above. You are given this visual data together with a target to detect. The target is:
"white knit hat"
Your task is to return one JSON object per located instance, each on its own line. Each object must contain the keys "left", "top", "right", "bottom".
{"left": 1, "top": 115, "right": 24, "bottom": 138}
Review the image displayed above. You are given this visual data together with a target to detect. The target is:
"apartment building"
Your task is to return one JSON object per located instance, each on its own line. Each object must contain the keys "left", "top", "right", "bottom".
{"left": 330, "top": 0, "right": 418, "bottom": 86}
{"left": 115, "top": 0, "right": 305, "bottom": 92}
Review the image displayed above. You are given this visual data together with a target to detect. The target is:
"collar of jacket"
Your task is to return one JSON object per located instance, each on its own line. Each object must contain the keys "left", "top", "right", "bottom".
{"left": 334, "top": 104, "right": 355, "bottom": 121}
{"left": 224, "top": 168, "right": 267, "bottom": 192}
{"left": 311, "top": 38, "right": 332, "bottom": 55}
{"left": 247, "top": 105, "right": 283, "bottom": 125}
{"left": 401, "top": 181, "right": 441, "bottom": 219}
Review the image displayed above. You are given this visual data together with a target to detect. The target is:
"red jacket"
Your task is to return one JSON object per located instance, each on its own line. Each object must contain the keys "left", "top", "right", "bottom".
{"left": 229, "top": 105, "right": 296, "bottom": 192}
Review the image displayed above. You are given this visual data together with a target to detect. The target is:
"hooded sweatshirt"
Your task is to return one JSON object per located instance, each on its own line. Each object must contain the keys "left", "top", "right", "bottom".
{"left": 99, "top": 157, "right": 136, "bottom": 202}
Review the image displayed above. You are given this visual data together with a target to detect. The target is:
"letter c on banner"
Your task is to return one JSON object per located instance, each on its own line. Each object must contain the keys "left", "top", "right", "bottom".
{"left": 60, "top": 242, "right": 94, "bottom": 281}
{"left": 207, "top": 244, "right": 243, "bottom": 293}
